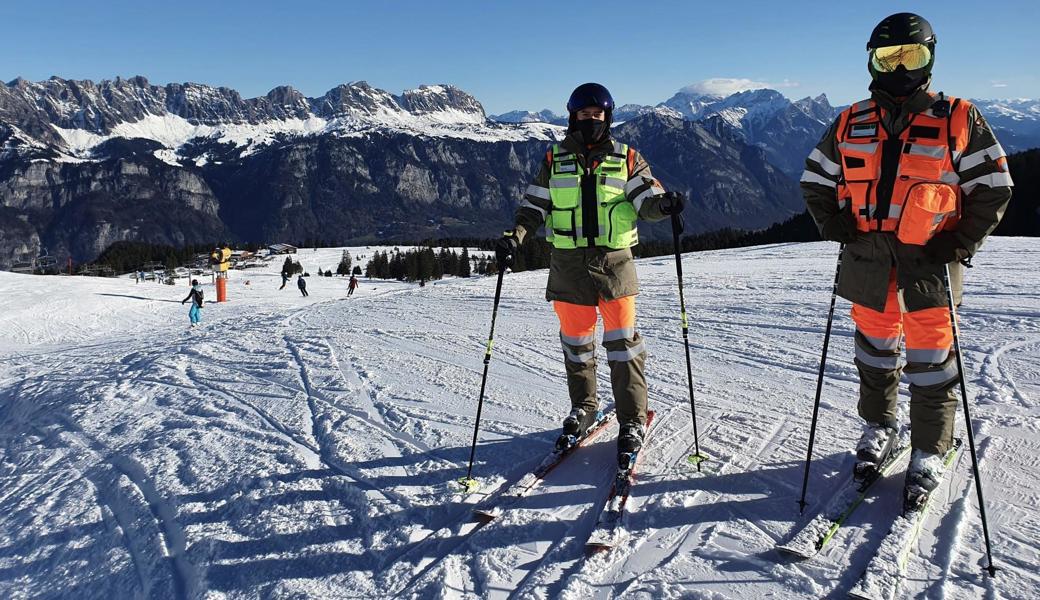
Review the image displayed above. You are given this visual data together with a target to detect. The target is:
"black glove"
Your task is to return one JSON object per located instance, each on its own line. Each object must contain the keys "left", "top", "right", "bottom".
{"left": 657, "top": 191, "right": 685, "bottom": 216}
{"left": 924, "top": 231, "right": 970, "bottom": 265}
{"left": 495, "top": 232, "right": 519, "bottom": 268}
{"left": 820, "top": 204, "right": 858, "bottom": 244}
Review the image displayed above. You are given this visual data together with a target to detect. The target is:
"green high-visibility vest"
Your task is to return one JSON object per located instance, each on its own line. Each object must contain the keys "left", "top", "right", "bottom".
{"left": 546, "top": 141, "right": 638, "bottom": 250}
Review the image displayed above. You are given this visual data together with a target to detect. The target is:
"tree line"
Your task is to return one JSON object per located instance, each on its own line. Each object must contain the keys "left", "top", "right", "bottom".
{"left": 364, "top": 247, "right": 473, "bottom": 282}
{"left": 87, "top": 147, "right": 1036, "bottom": 277}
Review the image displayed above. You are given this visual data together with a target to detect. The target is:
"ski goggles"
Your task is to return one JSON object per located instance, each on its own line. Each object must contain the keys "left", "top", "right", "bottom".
{"left": 870, "top": 43, "right": 932, "bottom": 72}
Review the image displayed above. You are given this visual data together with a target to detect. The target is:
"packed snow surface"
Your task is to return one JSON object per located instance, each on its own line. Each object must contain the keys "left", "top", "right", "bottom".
{"left": 0, "top": 240, "right": 1037, "bottom": 599}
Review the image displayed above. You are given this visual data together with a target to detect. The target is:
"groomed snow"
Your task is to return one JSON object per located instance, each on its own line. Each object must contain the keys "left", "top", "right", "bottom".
{"left": 0, "top": 240, "right": 1037, "bottom": 599}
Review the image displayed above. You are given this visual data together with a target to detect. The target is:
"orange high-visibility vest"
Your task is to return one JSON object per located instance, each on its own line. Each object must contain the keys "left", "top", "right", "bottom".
{"left": 835, "top": 94, "right": 972, "bottom": 245}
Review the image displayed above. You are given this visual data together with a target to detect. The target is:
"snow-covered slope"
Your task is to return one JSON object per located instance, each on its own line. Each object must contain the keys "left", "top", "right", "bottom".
{"left": 0, "top": 240, "right": 1037, "bottom": 599}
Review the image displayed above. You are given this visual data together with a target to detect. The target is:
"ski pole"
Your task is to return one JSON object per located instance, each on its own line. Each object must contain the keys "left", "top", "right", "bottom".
{"left": 797, "top": 244, "right": 844, "bottom": 515}
{"left": 459, "top": 264, "right": 507, "bottom": 492}
{"left": 670, "top": 211, "right": 706, "bottom": 470}
{"left": 943, "top": 263, "right": 998, "bottom": 577}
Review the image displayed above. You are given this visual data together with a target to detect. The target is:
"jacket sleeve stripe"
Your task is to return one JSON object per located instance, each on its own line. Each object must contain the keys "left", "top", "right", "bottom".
{"left": 525, "top": 184, "right": 550, "bottom": 201}
{"left": 519, "top": 198, "right": 548, "bottom": 219}
{"left": 633, "top": 185, "right": 665, "bottom": 212}
{"left": 800, "top": 170, "right": 837, "bottom": 188}
{"left": 808, "top": 148, "right": 842, "bottom": 176}
{"left": 960, "top": 171, "right": 1014, "bottom": 194}
{"left": 624, "top": 176, "right": 647, "bottom": 196}
{"left": 957, "top": 143, "right": 1007, "bottom": 172}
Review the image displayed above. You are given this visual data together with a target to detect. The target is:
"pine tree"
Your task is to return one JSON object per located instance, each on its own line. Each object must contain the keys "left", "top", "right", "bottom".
{"left": 459, "top": 247, "right": 471, "bottom": 277}
{"left": 337, "top": 250, "right": 352, "bottom": 276}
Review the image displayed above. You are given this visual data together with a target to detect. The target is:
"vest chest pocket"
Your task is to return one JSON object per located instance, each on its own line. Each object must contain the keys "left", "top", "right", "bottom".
{"left": 839, "top": 139, "right": 880, "bottom": 181}
{"left": 897, "top": 143, "right": 946, "bottom": 180}
{"left": 553, "top": 160, "right": 578, "bottom": 175}
{"left": 606, "top": 200, "right": 637, "bottom": 245}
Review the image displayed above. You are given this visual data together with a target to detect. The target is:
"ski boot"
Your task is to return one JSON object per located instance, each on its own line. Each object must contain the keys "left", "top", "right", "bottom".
{"left": 616, "top": 421, "right": 645, "bottom": 471}
{"left": 555, "top": 408, "right": 599, "bottom": 452}
{"left": 903, "top": 448, "right": 945, "bottom": 513}
{"left": 854, "top": 421, "right": 897, "bottom": 484}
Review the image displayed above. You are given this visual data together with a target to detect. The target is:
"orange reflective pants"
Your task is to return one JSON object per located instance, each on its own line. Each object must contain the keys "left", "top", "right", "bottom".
{"left": 851, "top": 273, "right": 958, "bottom": 453}
{"left": 554, "top": 296, "right": 647, "bottom": 426}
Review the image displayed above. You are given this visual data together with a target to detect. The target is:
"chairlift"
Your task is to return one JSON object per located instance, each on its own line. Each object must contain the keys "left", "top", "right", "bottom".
{"left": 10, "top": 261, "right": 34, "bottom": 274}
{"left": 36, "top": 248, "right": 57, "bottom": 269}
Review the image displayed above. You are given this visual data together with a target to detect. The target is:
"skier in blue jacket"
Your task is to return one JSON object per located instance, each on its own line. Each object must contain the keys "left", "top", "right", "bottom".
{"left": 181, "top": 280, "right": 204, "bottom": 328}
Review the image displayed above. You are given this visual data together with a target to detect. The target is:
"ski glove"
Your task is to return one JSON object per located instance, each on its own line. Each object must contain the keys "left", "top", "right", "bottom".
{"left": 656, "top": 191, "right": 685, "bottom": 216}
{"left": 495, "top": 231, "right": 519, "bottom": 268}
{"left": 924, "top": 231, "right": 971, "bottom": 265}
{"left": 821, "top": 204, "right": 858, "bottom": 244}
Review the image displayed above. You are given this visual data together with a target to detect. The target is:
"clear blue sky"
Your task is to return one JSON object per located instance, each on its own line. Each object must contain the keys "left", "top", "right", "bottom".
{"left": 1, "top": 0, "right": 1036, "bottom": 114}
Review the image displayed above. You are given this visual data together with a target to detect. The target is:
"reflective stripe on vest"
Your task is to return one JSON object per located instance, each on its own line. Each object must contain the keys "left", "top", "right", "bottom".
{"left": 834, "top": 95, "right": 971, "bottom": 245}
{"left": 546, "top": 142, "right": 637, "bottom": 250}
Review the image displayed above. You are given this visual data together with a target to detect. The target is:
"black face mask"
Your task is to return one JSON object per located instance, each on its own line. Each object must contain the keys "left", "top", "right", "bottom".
{"left": 874, "top": 65, "right": 929, "bottom": 98}
{"left": 570, "top": 118, "right": 610, "bottom": 145}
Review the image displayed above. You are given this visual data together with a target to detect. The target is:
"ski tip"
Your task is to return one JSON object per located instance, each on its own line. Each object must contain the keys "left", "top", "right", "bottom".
{"left": 455, "top": 477, "right": 481, "bottom": 494}
{"left": 585, "top": 538, "right": 617, "bottom": 553}
{"left": 687, "top": 452, "right": 710, "bottom": 466}
{"left": 472, "top": 509, "right": 499, "bottom": 522}
{"left": 775, "top": 543, "right": 815, "bottom": 560}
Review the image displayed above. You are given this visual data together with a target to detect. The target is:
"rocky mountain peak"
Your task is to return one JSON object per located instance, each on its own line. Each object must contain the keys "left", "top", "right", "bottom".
{"left": 315, "top": 81, "right": 402, "bottom": 118}
{"left": 396, "top": 84, "right": 485, "bottom": 120}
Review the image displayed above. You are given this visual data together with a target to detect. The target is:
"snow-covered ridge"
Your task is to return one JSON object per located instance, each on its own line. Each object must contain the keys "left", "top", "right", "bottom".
{"left": 1, "top": 77, "right": 562, "bottom": 162}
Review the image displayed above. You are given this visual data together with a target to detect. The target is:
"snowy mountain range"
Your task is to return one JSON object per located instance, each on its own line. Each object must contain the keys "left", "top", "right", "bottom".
{"left": 0, "top": 76, "right": 558, "bottom": 165}
{"left": 492, "top": 86, "right": 1040, "bottom": 175}
{"left": 0, "top": 77, "right": 804, "bottom": 267}
{"left": 491, "top": 87, "right": 836, "bottom": 177}
{"left": 1, "top": 75, "right": 1036, "bottom": 268}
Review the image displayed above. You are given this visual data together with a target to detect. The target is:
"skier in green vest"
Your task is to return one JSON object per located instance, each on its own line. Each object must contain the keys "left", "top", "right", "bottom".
{"left": 496, "top": 83, "right": 683, "bottom": 465}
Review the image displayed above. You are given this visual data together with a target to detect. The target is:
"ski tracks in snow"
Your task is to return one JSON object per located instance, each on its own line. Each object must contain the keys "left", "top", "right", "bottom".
{"left": 1, "top": 241, "right": 1036, "bottom": 599}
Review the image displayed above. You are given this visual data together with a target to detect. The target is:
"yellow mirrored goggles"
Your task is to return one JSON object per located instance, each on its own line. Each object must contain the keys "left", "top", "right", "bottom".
{"left": 870, "top": 43, "right": 932, "bottom": 72}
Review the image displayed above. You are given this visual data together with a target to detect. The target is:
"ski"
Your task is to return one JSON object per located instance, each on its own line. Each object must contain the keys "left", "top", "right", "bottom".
{"left": 847, "top": 438, "right": 963, "bottom": 600}
{"left": 777, "top": 443, "right": 912, "bottom": 558}
{"left": 585, "top": 410, "right": 657, "bottom": 551}
{"left": 472, "top": 410, "right": 615, "bottom": 520}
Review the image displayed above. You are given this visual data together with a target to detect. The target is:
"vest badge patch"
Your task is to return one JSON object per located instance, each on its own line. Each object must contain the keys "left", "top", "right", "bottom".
{"left": 849, "top": 123, "right": 878, "bottom": 138}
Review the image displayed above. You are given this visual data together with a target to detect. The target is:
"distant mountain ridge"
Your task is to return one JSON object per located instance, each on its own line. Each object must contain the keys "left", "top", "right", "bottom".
{"left": 493, "top": 88, "right": 835, "bottom": 177}
{"left": 493, "top": 87, "right": 1040, "bottom": 173}
{"left": 0, "top": 76, "right": 802, "bottom": 268}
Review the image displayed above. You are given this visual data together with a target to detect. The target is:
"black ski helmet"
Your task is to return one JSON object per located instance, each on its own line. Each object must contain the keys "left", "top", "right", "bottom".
{"left": 867, "top": 13, "right": 937, "bottom": 95}
{"left": 566, "top": 83, "right": 614, "bottom": 115}
{"left": 867, "top": 13, "right": 936, "bottom": 51}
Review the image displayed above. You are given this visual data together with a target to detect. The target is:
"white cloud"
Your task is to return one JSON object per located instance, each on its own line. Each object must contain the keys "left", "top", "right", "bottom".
{"left": 680, "top": 78, "right": 801, "bottom": 97}
{"left": 992, "top": 82, "right": 1009, "bottom": 88}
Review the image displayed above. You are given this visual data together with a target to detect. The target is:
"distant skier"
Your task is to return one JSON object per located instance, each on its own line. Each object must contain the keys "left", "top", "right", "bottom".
{"left": 348, "top": 275, "right": 359, "bottom": 296}
{"left": 802, "top": 13, "right": 1012, "bottom": 506}
{"left": 280, "top": 271, "right": 290, "bottom": 290}
{"left": 181, "top": 279, "right": 204, "bottom": 328}
{"left": 298, "top": 275, "right": 308, "bottom": 297}
{"left": 495, "top": 83, "right": 683, "bottom": 466}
